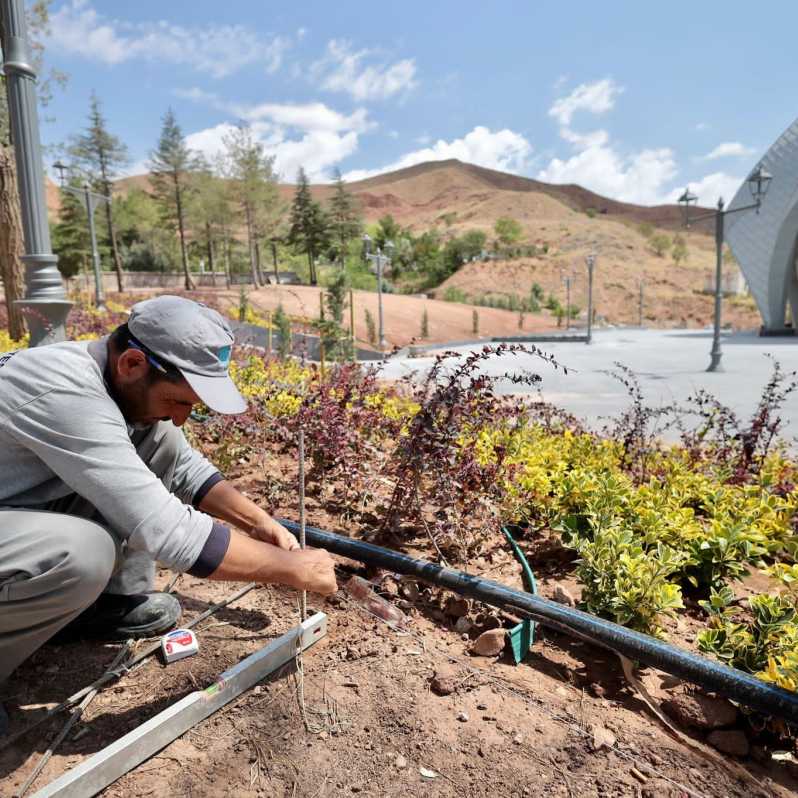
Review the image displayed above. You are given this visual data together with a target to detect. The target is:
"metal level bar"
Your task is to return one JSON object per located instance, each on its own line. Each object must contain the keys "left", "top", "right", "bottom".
{"left": 32, "top": 611, "right": 327, "bottom": 798}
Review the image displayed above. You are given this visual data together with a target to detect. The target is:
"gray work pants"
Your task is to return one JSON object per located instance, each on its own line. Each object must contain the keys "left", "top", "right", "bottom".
{"left": 0, "top": 422, "right": 181, "bottom": 683}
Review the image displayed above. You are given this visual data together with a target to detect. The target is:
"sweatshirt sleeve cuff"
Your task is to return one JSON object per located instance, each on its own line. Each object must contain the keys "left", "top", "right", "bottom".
{"left": 187, "top": 521, "right": 231, "bottom": 577}
{"left": 192, "top": 472, "right": 225, "bottom": 509}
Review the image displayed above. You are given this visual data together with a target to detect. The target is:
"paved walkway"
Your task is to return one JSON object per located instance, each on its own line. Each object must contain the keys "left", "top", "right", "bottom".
{"left": 378, "top": 328, "right": 798, "bottom": 441}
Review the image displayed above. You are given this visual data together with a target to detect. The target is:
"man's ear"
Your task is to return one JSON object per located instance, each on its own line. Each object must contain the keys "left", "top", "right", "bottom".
{"left": 116, "top": 348, "right": 149, "bottom": 382}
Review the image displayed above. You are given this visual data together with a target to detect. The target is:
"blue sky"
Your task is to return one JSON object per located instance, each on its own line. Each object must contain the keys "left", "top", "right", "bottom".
{"left": 37, "top": 0, "right": 797, "bottom": 206}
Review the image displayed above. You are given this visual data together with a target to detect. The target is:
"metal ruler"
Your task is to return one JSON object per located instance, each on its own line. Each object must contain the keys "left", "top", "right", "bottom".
{"left": 32, "top": 611, "right": 328, "bottom": 798}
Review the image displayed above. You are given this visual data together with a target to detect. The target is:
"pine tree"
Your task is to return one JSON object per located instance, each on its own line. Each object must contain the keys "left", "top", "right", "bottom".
{"left": 287, "top": 167, "right": 329, "bottom": 285}
{"left": 52, "top": 179, "right": 91, "bottom": 282}
{"left": 149, "top": 109, "right": 196, "bottom": 290}
{"left": 273, "top": 304, "right": 292, "bottom": 358}
{"left": 328, "top": 169, "right": 361, "bottom": 268}
{"left": 68, "top": 92, "right": 128, "bottom": 291}
{"left": 221, "top": 125, "right": 279, "bottom": 288}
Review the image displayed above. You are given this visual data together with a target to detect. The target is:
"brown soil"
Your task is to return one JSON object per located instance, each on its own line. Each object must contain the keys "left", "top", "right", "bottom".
{"left": 241, "top": 286, "right": 559, "bottom": 349}
{"left": 2, "top": 448, "right": 796, "bottom": 798}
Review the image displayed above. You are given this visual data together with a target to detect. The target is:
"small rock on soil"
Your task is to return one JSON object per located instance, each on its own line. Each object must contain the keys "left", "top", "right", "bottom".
{"left": 552, "top": 585, "right": 576, "bottom": 607}
{"left": 430, "top": 665, "right": 458, "bottom": 696}
{"left": 662, "top": 692, "right": 738, "bottom": 730}
{"left": 471, "top": 628, "right": 506, "bottom": 656}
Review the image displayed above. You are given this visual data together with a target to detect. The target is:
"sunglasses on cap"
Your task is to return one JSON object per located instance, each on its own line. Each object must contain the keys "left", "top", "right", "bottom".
{"left": 126, "top": 334, "right": 176, "bottom": 376}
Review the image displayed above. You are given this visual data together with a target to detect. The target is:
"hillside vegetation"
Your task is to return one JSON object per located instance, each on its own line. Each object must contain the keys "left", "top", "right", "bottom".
{"left": 46, "top": 158, "right": 758, "bottom": 330}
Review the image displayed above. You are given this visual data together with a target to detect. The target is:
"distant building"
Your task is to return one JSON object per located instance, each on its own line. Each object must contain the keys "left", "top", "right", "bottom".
{"left": 726, "top": 117, "right": 798, "bottom": 332}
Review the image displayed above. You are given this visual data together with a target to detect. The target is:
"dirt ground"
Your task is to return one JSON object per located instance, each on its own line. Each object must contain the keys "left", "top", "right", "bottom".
{"left": 3, "top": 496, "right": 798, "bottom": 797}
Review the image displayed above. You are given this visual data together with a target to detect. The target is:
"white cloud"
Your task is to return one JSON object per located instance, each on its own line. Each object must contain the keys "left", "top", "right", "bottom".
{"left": 313, "top": 39, "right": 417, "bottom": 101}
{"left": 695, "top": 122, "right": 709, "bottom": 132}
{"left": 538, "top": 138, "right": 677, "bottom": 205}
{"left": 343, "top": 126, "right": 532, "bottom": 182}
{"left": 702, "top": 141, "right": 756, "bottom": 160}
{"left": 47, "top": 0, "right": 291, "bottom": 78}
{"left": 179, "top": 100, "right": 373, "bottom": 182}
{"left": 235, "top": 102, "right": 373, "bottom": 134}
{"left": 667, "top": 172, "right": 744, "bottom": 205}
{"left": 548, "top": 78, "right": 624, "bottom": 126}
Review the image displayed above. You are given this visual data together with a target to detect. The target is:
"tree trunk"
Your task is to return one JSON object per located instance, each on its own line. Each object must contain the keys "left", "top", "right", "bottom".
{"left": 0, "top": 146, "right": 27, "bottom": 340}
{"left": 100, "top": 164, "right": 124, "bottom": 293}
{"left": 174, "top": 176, "right": 193, "bottom": 291}
{"left": 223, "top": 227, "right": 231, "bottom": 289}
{"left": 255, "top": 241, "right": 265, "bottom": 285}
{"left": 103, "top": 192, "right": 124, "bottom": 292}
{"left": 308, "top": 249, "right": 317, "bottom": 285}
{"left": 205, "top": 220, "right": 215, "bottom": 286}
{"left": 245, "top": 202, "right": 258, "bottom": 288}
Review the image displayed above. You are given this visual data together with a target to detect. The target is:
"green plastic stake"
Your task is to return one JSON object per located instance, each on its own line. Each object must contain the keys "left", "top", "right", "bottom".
{"left": 502, "top": 527, "right": 537, "bottom": 665}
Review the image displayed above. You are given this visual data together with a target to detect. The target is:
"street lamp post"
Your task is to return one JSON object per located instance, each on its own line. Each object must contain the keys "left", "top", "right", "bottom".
{"left": 585, "top": 253, "right": 596, "bottom": 344}
{"left": 1, "top": 0, "right": 72, "bottom": 345}
{"left": 362, "top": 233, "right": 393, "bottom": 350}
{"left": 53, "top": 162, "right": 107, "bottom": 310}
{"left": 564, "top": 274, "right": 572, "bottom": 330}
{"left": 678, "top": 164, "right": 772, "bottom": 372}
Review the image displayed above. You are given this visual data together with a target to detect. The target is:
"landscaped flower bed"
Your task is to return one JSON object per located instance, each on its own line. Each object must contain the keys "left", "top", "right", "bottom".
{"left": 4, "top": 296, "right": 798, "bottom": 698}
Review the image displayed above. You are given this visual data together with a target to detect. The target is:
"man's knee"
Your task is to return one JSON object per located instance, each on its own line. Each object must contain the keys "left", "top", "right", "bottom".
{"left": 52, "top": 522, "right": 117, "bottom": 603}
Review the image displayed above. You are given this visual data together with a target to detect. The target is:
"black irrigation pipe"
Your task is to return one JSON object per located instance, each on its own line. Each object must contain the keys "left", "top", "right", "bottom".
{"left": 280, "top": 519, "right": 798, "bottom": 725}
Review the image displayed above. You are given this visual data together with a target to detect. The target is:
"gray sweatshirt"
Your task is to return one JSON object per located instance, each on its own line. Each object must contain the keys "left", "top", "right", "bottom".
{"left": 0, "top": 337, "right": 230, "bottom": 575}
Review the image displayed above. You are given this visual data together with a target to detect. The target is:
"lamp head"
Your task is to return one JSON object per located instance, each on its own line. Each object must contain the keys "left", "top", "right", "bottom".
{"left": 747, "top": 163, "right": 773, "bottom": 205}
{"left": 677, "top": 187, "right": 699, "bottom": 226}
{"left": 53, "top": 160, "right": 67, "bottom": 186}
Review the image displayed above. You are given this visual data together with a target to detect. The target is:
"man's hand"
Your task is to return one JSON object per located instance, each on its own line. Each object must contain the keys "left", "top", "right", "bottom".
{"left": 283, "top": 548, "right": 338, "bottom": 595}
{"left": 251, "top": 516, "right": 300, "bottom": 551}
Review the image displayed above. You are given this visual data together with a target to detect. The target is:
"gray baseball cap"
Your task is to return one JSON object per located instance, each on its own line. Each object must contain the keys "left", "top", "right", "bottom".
{"left": 127, "top": 295, "right": 247, "bottom": 415}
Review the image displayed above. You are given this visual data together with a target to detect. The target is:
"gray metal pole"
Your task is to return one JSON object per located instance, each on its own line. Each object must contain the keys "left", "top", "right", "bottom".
{"left": 586, "top": 254, "right": 595, "bottom": 344}
{"left": 565, "top": 276, "right": 571, "bottom": 330}
{"left": 708, "top": 199, "right": 724, "bottom": 372}
{"left": 638, "top": 279, "right": 644, "bottom": 328}
{"left": 1, "top": 0, "right": 71, "bottom": 345}
{"left": 83, "top": 183, "right": 105, "bottom": 309}
{"left": 377, "top": 250, "right": 386, "bottom": 350}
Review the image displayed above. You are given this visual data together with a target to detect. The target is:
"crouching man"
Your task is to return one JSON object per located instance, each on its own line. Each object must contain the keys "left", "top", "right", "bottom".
{"left": 0, "top": 295, "right": 337, "bottom": 733}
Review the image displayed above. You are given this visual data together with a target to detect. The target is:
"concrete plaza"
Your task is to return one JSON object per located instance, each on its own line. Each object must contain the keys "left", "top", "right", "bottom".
{"left": 379, "top": 328, "right": 798, "bottom": 442}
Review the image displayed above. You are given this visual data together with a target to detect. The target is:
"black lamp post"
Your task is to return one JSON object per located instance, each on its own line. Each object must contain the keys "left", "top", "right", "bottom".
{"left": 678, "top": 164, "right": 772, "bottom": 372}
{"left": 1, "top": 0, "right": 72, "bottom": 345}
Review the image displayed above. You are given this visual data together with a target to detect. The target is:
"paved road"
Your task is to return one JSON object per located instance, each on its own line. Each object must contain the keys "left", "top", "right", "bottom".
{"left": 378, "top": 328, "right": 798, "bottom": 442}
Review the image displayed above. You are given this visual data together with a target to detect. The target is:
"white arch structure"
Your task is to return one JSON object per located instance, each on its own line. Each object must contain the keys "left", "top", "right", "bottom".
{"left": 726, "top": 117, "right": 798, "bottom": 332}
